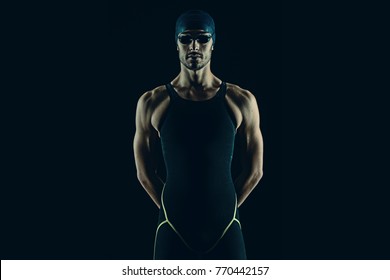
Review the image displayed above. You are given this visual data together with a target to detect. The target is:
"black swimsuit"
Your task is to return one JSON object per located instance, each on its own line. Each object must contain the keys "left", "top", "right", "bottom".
{"left": 154, "top": 82, "right": 247, "bottom": 259}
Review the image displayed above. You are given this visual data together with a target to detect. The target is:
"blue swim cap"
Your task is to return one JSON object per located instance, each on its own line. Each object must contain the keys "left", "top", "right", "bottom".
{"left": 175, "top": 10, "right": 216, "bottom": 45}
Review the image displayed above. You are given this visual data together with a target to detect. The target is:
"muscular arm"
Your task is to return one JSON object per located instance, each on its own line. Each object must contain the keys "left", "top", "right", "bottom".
{"left": 234, "top": 91, "right": 264, "bottom": 207}
{"left": 133, "top": 92, "right": 165, "bottom": 209}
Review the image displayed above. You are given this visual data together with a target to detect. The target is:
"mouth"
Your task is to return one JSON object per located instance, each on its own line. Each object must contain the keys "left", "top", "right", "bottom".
{"left": 187, "top": 53, "right": 202, "bottom": 58}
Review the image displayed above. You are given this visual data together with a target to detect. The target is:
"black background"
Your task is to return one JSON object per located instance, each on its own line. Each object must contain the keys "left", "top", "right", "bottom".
{"left": 1, "top": 0, "right": 389, "bottom": 260}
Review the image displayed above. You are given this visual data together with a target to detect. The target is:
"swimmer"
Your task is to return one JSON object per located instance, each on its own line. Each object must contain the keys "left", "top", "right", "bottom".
{"left": 133, "top": 9, "right": 264, "bottom": 259}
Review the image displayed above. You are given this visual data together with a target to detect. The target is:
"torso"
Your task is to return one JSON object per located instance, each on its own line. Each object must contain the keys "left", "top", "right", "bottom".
{"left": 145, "top": 81, "right": 250, "bottom": 253}
{"left": 162, "top": 81, "right": 236, "bottom": 252}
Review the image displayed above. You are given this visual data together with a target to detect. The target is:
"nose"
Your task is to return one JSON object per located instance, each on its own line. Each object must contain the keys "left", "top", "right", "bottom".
{"left": 189, "top": 39, "right": 200, "bottom": 51}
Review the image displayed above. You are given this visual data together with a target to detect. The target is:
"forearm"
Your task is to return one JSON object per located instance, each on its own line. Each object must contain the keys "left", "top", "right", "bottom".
{"left": 235, "top": 169, "right": 263, "bottom": 208}
{"left": 137, "top": 170, "right": 165, "bottom": 209}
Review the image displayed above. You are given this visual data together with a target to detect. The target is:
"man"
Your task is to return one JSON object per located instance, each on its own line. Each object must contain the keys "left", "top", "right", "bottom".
{"left": 133, "top": 10, "right": 263, "bottom": 259}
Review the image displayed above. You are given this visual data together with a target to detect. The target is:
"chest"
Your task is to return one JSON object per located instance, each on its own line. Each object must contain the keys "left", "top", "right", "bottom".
{"left": 160, "top": 100, "right": 236, "bottom": 145}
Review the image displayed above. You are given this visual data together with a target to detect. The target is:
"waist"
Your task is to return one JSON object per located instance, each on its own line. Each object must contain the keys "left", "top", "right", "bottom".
{"left": 162, "top": 182, "right": 236, "bottom": 215}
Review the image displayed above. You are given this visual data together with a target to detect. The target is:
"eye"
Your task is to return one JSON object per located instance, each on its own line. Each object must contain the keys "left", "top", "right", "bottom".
{"left": 179, "top": 35, "right": 192, "bottom": 44}
{"left": 197, "top": 35, "right": 211, "bottom": 44}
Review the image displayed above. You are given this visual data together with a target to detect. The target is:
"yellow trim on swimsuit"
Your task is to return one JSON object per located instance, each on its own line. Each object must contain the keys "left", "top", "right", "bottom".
{"left": 153, "top": 185, "right": 241, "bottom": 258}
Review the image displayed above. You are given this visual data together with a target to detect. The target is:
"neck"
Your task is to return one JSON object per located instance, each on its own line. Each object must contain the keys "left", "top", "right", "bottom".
{"left": 177, "top": 62, "right": 215, "bottom": 88}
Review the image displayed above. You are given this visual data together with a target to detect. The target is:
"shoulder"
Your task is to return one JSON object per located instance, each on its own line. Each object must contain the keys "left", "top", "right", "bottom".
{"left": 136, "top": 85, "right": 171, "bottom": 133}
{"left": 225, "top": 82, "right": 258, "bottom": 110}
{"left": 137, "top": 85, "right": 169, "bottom": 110}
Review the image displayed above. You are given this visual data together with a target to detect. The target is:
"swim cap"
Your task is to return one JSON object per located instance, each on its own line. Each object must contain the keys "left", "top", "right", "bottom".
{"left": 175, "top": 10, "right": 216, "bottom": 45}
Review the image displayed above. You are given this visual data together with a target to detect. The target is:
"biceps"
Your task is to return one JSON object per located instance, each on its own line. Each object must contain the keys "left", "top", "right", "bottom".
{"left": 134, "top": 132, "right": 150, "bottom": 172}
{"left": 134, "top": 130, "right": 162, "bottom": 173}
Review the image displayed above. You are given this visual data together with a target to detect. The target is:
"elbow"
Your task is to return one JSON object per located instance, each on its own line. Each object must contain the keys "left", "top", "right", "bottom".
{"left": 258, "top": 169, "right": 264, "bottom": 180}
{"left": 136, "top": 171, "right": 150, "bottom": 186}
{"left": 253, "top": 169, "right": 263, "bottom": 185}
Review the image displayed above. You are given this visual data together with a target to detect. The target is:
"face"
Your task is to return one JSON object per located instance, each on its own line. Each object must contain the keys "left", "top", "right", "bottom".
{"left": 177, "top": 30, "right": 214, "bottom": 71}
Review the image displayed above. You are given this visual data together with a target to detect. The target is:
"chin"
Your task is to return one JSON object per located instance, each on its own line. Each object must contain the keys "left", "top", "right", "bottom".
{"left": 186, "top": 63, "right": 205, "bottom": 71}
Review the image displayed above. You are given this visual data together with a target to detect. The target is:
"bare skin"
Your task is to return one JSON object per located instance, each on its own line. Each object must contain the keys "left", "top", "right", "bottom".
{"left": 133, "top": 30, "right": 263, "bottom": 209}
